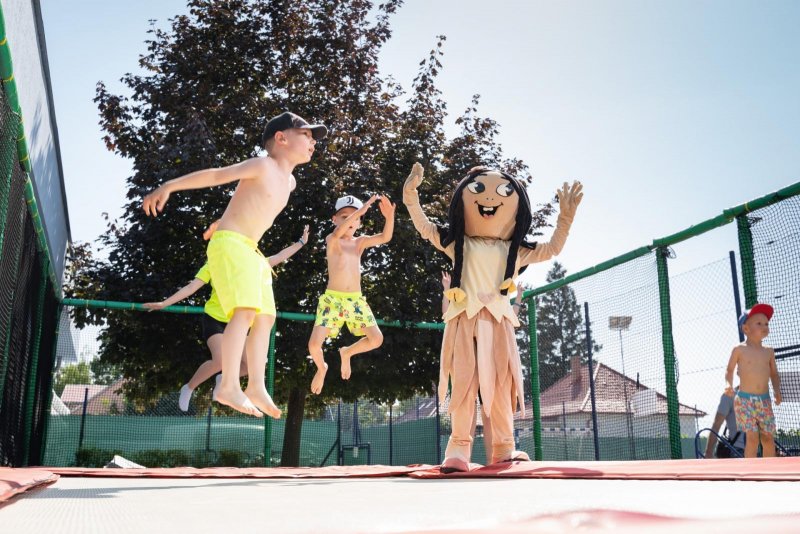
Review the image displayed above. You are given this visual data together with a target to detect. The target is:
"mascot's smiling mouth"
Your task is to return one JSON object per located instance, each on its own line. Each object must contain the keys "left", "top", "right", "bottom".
{"left": 476, "top": 201, "right": 501, "bottom": 218}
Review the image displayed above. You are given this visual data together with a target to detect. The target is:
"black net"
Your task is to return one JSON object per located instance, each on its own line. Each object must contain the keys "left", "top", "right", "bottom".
{"left": 46, "top": 307, "right": 270, "bottom": 468}
{"left": 526, "top": 253, "right": 686, "bottom": 461}
{"left": 668, "top": 252, "right": 743, "bottom": 456}
{"left": 745, "top": 195, "right": 800, "bottom": 453}
{"left": 44, "top": 306, "right": 447, "bottom": 468}
{"left": 0, "top": 86, "right": 60, "bottom": 467}
{"left": 300, "top": 397, "right": 443, "bottom": 468}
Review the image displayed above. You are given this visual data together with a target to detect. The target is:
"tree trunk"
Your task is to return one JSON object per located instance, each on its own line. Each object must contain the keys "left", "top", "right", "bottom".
{"left": 280, "top": 386, "right": 306, "bottom": 467}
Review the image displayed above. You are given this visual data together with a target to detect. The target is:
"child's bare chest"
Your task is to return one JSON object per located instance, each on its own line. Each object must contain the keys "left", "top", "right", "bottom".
{"left": 739, "top": 352, "right": 770, "bottom": 374}
{"left": 330, "top": 240, "right": 360, "bottom": 260}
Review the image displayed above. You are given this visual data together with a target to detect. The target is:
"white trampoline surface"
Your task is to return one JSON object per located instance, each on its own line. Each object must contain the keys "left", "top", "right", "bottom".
{"left": 2, "top": 476, "right": 800, "bottom": 533}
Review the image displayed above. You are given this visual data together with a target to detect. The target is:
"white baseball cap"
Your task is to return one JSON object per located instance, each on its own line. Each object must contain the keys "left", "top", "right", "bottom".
{"left": 334, "top": 195, "right": 363, "bottom": 214}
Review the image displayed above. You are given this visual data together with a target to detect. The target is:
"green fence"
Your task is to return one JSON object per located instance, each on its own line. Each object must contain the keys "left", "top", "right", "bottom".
{"left": 37, "top": 178, "right": 800, "bottom": 468}
{"left": 0, "top": 16, "right": 61, "bottom": 467}
{"left": 44, "top": 302, "right": 449, "bottom": 468}
{"left": 523, "top": 181, "right": 800, "bottom": 461}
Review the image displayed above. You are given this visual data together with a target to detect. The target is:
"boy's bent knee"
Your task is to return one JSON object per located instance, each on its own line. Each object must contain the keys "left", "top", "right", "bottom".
{"left": 368, "top": 330, "right": 384, "bottom": 348}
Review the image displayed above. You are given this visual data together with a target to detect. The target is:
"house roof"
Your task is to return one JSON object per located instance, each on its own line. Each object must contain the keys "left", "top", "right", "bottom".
{"left": 534, "top": 362, "right": 706, "bottom": 419}
{"left": 61, "top": 379, "right": 126, "bottom": 415}
{"left": 60, "top": 384, "right": 108, "bottom": 403}
{"left": 387, "top": 362, "right": 706, "bottom": 425}
{"left": 392, "top": 397, "right": 445, "bottom": 424}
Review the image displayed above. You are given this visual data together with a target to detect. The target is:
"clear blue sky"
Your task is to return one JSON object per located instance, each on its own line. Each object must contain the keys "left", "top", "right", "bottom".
{"left": 40, "top": 0, "right": 800, "bottom": 286}
{"left": 39, "top": 0, "right": 800, "bottom": 431}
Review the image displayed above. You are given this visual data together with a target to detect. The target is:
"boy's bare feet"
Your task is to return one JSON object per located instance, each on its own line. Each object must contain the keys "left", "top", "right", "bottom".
{"left": 311, "top": 360, "right": 328, "bottom": 394}
{"left": 243, "top": 386, "right": 282, "bottom": 419}
{"left": 215, "top": 385, "right": 263, "bottom": 417}
{"left": 340, "top": 347, "right": 354, "bottom": 380}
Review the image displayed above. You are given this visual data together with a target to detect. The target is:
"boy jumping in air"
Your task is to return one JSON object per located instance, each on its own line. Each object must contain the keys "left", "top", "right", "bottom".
{"left": 143, "top": 111, "right": 326, "bottom": 417}
{"left": 308, "top": 194, "right": 394, "bottom": 394}
{"left": 144, "top": 225, "right": 309, "bottom": 412}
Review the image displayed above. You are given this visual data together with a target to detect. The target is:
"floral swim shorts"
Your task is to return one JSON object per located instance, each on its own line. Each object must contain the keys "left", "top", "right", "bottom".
{"left": 734, "top": 391, "right": 776, "bottom": 434}
{"left": 314, "top": 289, "right": 376, "bottom": 338}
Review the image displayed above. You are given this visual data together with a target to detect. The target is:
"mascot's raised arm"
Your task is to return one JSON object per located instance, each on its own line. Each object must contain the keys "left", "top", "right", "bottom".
{"left": 403, "top": 162, "right": 582, "bottom": 472}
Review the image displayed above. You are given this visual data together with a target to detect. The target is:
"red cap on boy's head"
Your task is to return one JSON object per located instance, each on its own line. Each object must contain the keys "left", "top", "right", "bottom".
{"left": 738, "top": 303, "right": 774, "bottom": 332}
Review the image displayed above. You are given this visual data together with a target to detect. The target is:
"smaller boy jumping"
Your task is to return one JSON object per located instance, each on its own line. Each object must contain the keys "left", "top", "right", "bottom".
{"left": 308, "top": 194, "right": 394, "bottom": 394}
{"left": 725, "top": 303, "right": 782, "bottom": 458}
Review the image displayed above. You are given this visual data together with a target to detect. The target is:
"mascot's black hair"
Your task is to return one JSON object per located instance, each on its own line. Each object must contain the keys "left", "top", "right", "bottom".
{"left": 437, "top": 168, "right": 537, "bottom": 296}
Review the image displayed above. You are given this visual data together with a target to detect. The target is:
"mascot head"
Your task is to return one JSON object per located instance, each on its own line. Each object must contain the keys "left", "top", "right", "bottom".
{"left": 438, "top": 167, "right": 535, "bottom": 296}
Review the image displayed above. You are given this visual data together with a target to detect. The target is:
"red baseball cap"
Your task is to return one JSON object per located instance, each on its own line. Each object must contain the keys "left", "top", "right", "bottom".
{"left": 738, "top": 303, "right": 774, "bottom": 331}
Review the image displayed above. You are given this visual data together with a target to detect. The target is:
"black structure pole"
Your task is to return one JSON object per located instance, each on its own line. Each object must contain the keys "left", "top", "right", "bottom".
{"left": 584, "top": 302, "right": 601, "bottom": 461}
{"left": 77, "top": 387, "right": 89, "bottom": 450}
{"left": 729, "top": 250, "right": 744, "bottom": 342}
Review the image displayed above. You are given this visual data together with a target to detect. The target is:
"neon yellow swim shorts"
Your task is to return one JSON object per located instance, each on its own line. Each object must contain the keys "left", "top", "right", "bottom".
{"left": 207, "top": 230, "right": 276, "bottom": 318}
{"left": 314, "top": 289, "right": 376, "bottom": 338}
{"left": 194, "top": 263, "right": 228, "bottom": 323}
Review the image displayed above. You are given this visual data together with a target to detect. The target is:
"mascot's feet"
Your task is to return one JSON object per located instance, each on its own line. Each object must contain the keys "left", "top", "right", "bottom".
{"left": 440, "top": 457, "right": 471, "bottom": 473}
{"left": 495, "top": 450, "right": 531, "bottom": 464}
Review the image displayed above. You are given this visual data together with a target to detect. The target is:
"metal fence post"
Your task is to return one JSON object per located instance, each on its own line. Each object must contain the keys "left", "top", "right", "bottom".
{"left": 736, "top": 216, "right": 758, "bottom": 308}
{"left": 584, "top": 302, "right": 600, "bottom": 461}
{"left": 527, "top": 296, "right": 542, "bottom": 461}
{"left": 264, "top": 322, "right": 277, "bottom": 466}
{"left": 656, "top": 248, "right": 682, "bottom": 459}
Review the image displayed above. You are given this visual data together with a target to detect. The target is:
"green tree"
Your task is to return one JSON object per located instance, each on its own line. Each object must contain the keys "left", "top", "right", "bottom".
{"left": 90, "top": 359, "right": 123, "bottom": 386}
{"left": 535, "top": 262, "right": 602, "bottom": 392}
{"left": 68, "top": 0, "right": 555, "bottom": 466}
{"left": 53, "top": 362, "right": 91, "bottom": 397}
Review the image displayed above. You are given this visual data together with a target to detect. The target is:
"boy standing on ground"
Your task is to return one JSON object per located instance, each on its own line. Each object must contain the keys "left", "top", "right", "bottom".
{"left": 142, "top": 111, "right": 327, "bottom": 417}
{"left": 308, "top": 194, "right": 394, "bottom": 394}
{"left": 725, "top": 303, "right": 782, "bottom": 457}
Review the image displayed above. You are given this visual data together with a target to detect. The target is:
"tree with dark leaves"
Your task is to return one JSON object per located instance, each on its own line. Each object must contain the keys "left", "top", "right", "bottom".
{"left": 68, "top": 0, "right": 555, "bottom": 466}
{"left": 534, "top": 262, "right": 602, "bottom": 392}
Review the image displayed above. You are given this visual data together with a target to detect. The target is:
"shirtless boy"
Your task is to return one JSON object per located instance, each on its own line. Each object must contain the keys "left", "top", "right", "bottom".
{"left": 308, "top": 194, "right": 394, "bottom": 394}
{"left": 142, "top": 111, "right": 326, "bottom": 417}
{"left": 725, "top": 303, "right": 782, "bottom": 457}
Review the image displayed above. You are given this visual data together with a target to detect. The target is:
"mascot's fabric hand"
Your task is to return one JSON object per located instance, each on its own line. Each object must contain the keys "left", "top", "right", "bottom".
{"left": 402, "top": 162, "right": 454, "bottom": 258}
{"left": 403, "top": 162, "right": 424, "bottom": 201}
{"left": 556, "top": 181, "right": 583, "bottom": 221}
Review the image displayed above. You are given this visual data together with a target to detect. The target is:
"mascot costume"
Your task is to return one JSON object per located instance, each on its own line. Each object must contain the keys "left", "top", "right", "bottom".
{"left": 403, "top": 163, "right": 582, "bottom": 472}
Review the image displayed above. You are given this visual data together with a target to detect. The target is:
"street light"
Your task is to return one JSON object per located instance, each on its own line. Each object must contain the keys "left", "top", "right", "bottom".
{"left": 609, "top": 315, "right": 636, "bottom": 460}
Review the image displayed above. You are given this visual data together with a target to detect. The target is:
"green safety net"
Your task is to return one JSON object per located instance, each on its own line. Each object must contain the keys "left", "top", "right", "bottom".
{"left": 0, "top": 83, "right": 60, "bottom": 467}
{"left": 741, "top": 196, "right": 800, "bottom": 453}
{"left": 44, "top": 305, "right": 450, "bottom": 468}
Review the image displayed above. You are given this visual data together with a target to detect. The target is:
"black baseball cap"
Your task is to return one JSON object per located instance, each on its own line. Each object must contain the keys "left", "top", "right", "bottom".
{"left": 262, "top": 111, "right": 328, "bottom": 145}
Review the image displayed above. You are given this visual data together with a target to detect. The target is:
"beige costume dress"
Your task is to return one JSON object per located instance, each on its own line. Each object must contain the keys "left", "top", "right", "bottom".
{"left": 405, "top": 195, "right": 575, "bottom": 464}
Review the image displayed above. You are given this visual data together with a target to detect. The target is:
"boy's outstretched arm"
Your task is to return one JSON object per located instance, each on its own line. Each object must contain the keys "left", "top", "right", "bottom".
{"left": 143, "top": 157, "right": 267, "bottom": 216}
{"left": 724, "top": 348, "right": 739, "bottom": 394}
{"left": 331, "top": 194, "right": 379, "bottom": 239}
{"left": 269, "top": 225, "right": 309, "bottom": 267}
{"left": 143, "top": 278, "right": 206, "bottom": 311}
{"left": 770, "top": 348, "right": 782, "bottom": 404}
{"left": 519, "top": 181, "right": 583, "bottom": 267}
{"left": 358, "top": 195, "right": 395, "bottom": 250}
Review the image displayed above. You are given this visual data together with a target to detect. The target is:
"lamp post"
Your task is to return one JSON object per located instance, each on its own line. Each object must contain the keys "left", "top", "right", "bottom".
{"left": 609, "top": 315, "right": 636, "bottom": 460}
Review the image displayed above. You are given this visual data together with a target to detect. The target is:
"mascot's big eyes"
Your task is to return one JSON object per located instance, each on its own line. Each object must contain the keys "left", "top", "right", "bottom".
{"left": 466, "top": 182, "right": 486, "bottom": 194}
{"left": 496, "top": 183, "right": 514, "bottom": 197}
